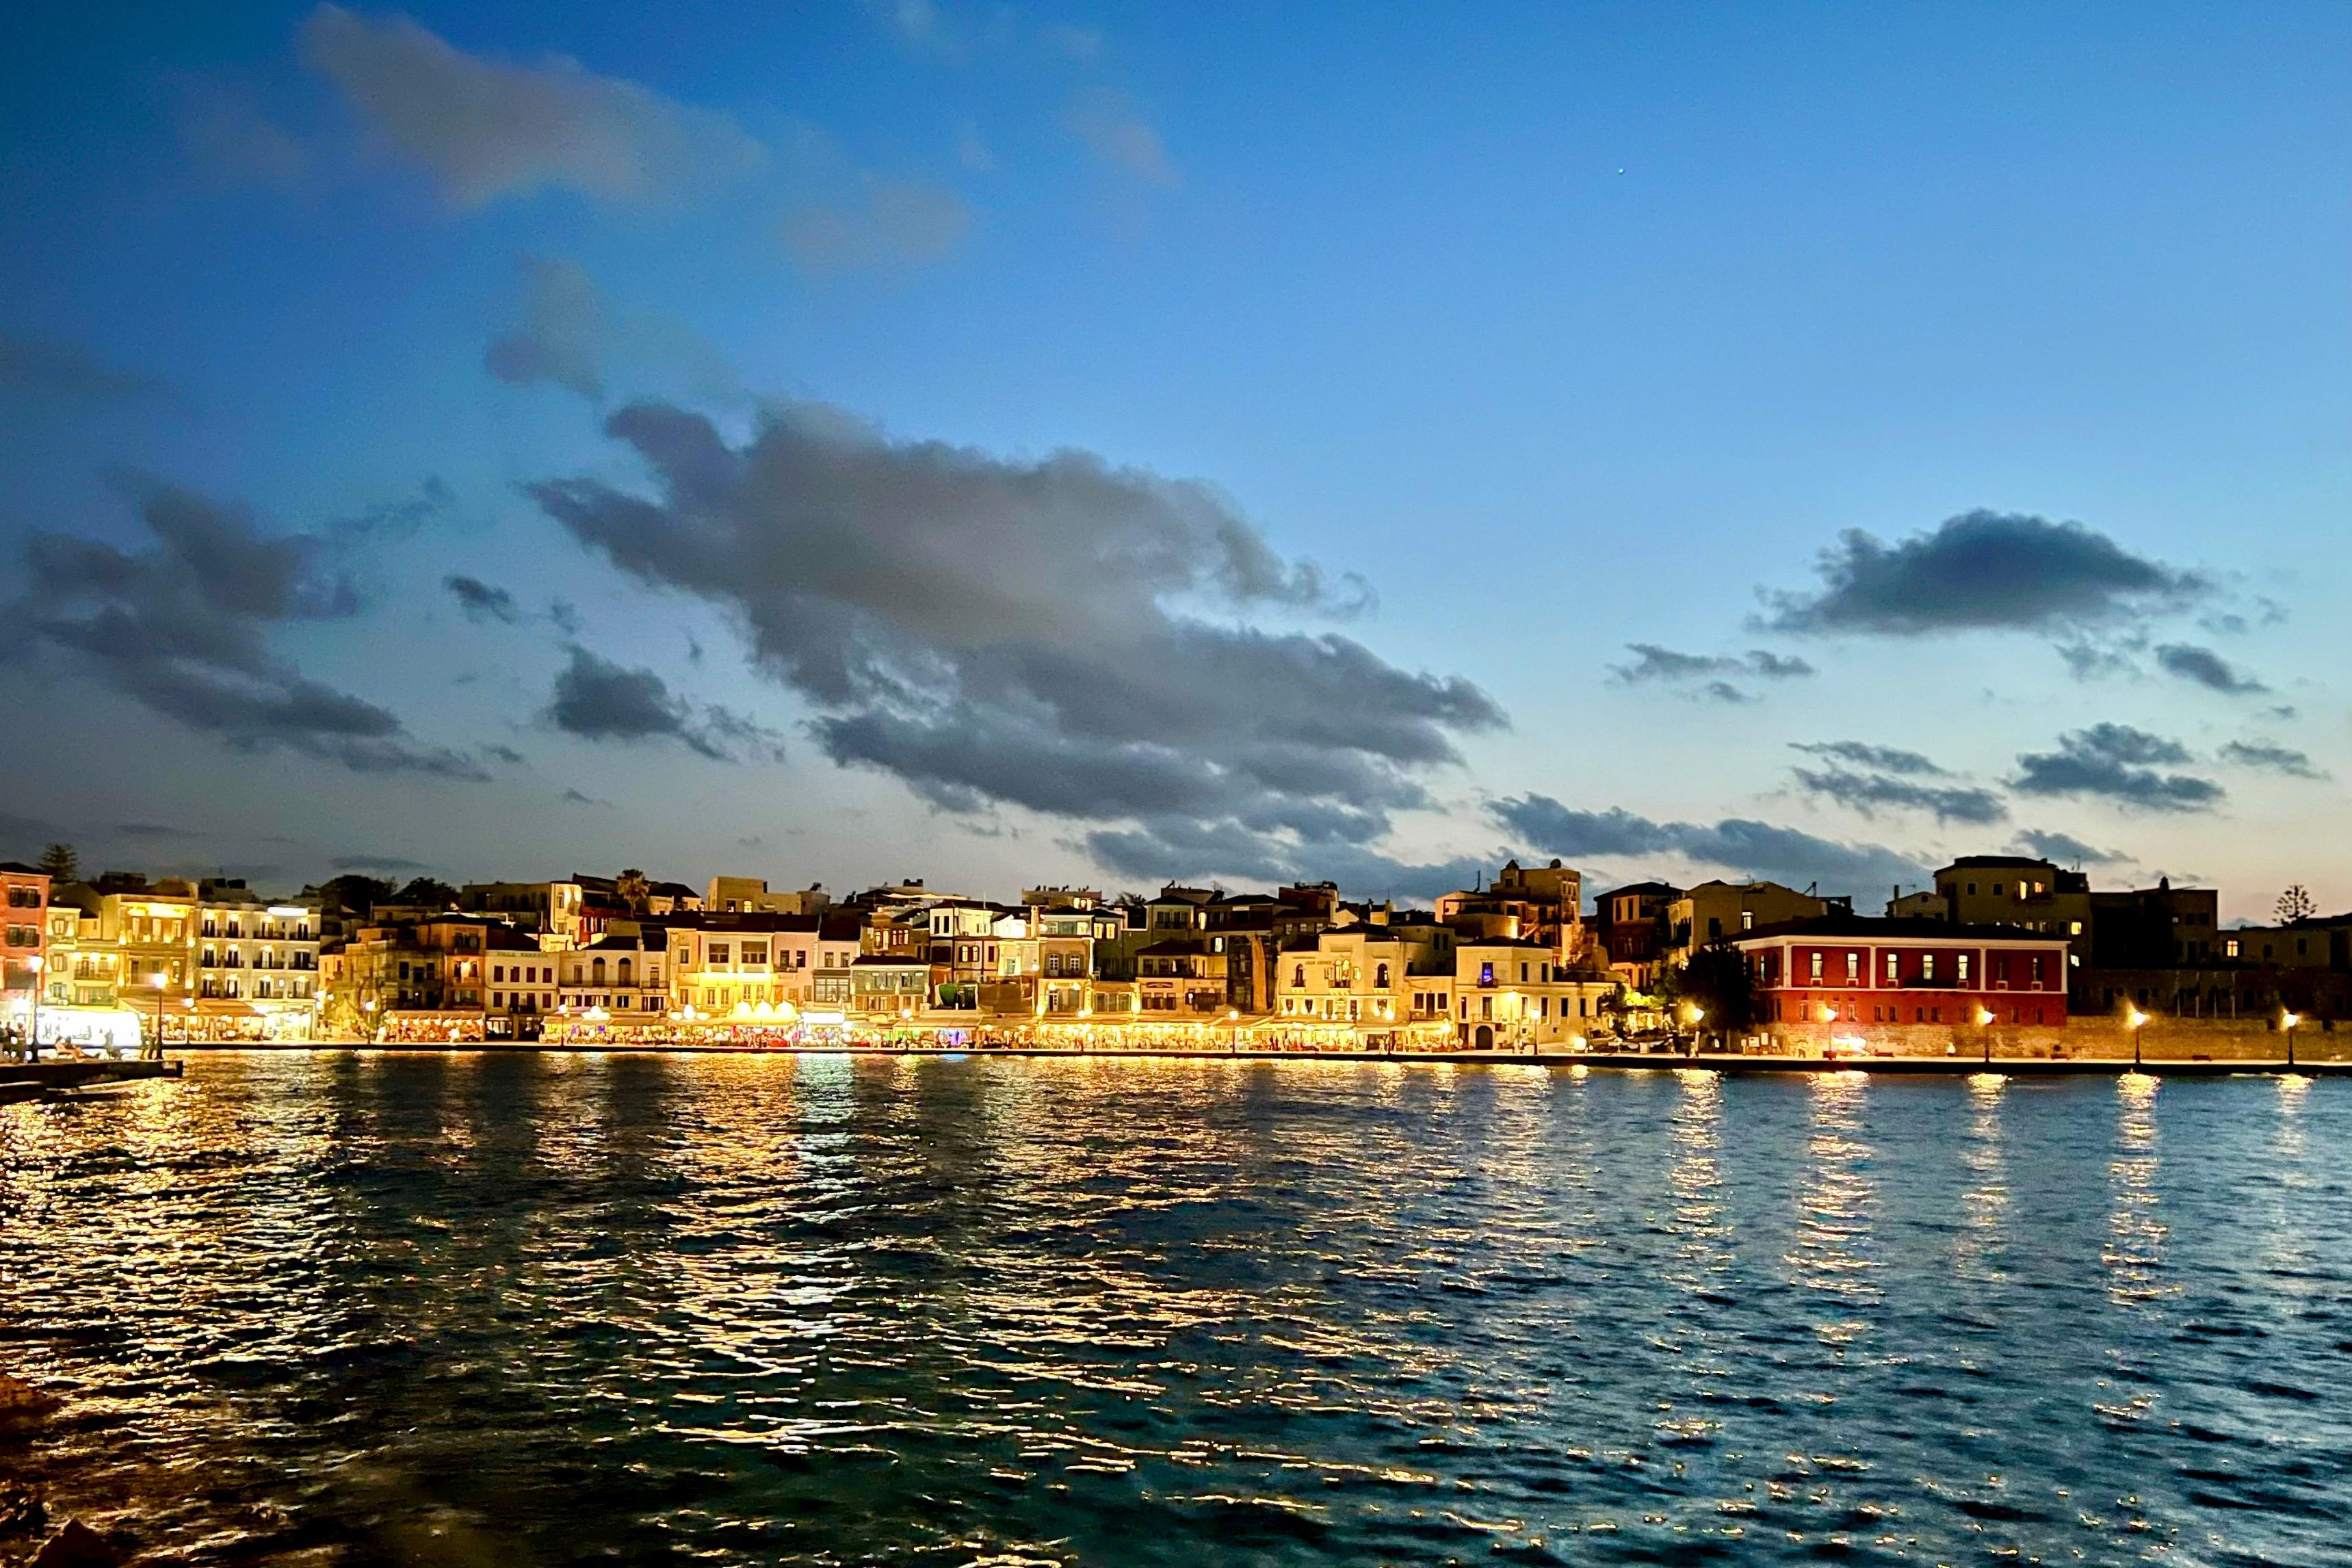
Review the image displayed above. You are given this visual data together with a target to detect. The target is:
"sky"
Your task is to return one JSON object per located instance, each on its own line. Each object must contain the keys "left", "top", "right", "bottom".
{"left": 2, "top": 1, "right": 2346, "bottom": 919}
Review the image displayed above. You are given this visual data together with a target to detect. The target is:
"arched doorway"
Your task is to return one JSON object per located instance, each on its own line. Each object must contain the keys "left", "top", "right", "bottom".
{"left": 1474, "top": 1024, "right": 1493, "bottom": 1050}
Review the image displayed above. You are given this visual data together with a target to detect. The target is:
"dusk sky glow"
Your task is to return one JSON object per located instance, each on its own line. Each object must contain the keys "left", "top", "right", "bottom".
{"left": 5, "top": 1, "right": 2346, "bottom": 917}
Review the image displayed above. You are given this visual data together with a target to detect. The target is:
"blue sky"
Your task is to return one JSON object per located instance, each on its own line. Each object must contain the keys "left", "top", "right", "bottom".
{"left": 3, "top": 1, "right": 2346, "bottom": 917}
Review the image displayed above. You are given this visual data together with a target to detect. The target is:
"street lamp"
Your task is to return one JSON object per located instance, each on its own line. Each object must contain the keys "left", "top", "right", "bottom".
{"left": 1975, "top": 1006, "right": 1995, "bottom": 1066}
{"left": 2282, "top": 1010, "right": 2301, "bottom": 1070}
{"left": 22, "top": 954, "right": 42, "bottom": 1062}
{"left": 2126, "top": 1006, "right": 2150, "bottom": 1067}
{"left": 148, "top": 971, "right": 167, "bottom": 1058}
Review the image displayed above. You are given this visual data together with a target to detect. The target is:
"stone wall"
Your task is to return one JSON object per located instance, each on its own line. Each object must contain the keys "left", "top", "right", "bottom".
{"left": 1752, "top": 1013, "right": 2346, "bottom": 1062}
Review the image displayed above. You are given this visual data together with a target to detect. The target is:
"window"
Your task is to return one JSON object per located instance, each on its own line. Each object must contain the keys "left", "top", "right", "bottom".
{"left": 709, "top": 943, "right": 730, "bottom": 966}
{"left": 1519, "top": 963, "right": 1530, "bottom": 983}
{"left": 1966, "top": 883, "right": 1977, "bottom": 896}
{"left": 1884, "top": 952, "right": 1898, "bottom": 981}
{"left": 1375, "top": 963, "right": 1389, "bottom": 989}
{"left": 1922, "top": 954, "right": 1936, "bottom": 980}
{"left": 1292, "top": 965, "right": 1305, "bottom": 988}
{"left": 1844, "top": 951, "right": 1859, "bottom": 982}
{"left": 742, "top": 944, "right": 768, "bottom": 965}
{"left": 1480, "top": 962, "right": 1494, "bottom": 986}
{"left": 2031, "top": 955, "right": 2045, "bottom": 984}
{"left": 1809, "top": 951, "right": 1823, "bottom": 982}
{"left": 1993, "top": 883, "right": 2004, "bottom": 896}
{"left": 1957, "top": 954, "right": 1972, "bottom": 984}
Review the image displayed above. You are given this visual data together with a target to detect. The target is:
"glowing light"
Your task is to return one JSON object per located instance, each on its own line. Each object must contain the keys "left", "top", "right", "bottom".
{"left": 2126, "top": 1008, "right": 2149, "bottom": 1030}
{"left": 2282, "top": 1011, "right": 2300, "bottom": 1030}
{"left": 1974, "top": 1008, "right": 1994, "bottom": 1026}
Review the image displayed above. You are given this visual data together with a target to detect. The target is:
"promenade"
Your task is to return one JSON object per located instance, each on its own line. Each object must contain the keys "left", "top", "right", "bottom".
{"left": 145, "top": 1039, "right": 2349, "bottom": 1077}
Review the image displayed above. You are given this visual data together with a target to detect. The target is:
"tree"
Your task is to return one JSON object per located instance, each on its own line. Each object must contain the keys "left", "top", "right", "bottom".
{"left": 1664, "top": 943, "right": 1763, "bottom": 1034}
{"left": 317, "top": 874, "right": 395, "bottom": 915}
{"left": 616, "top": 868, "right": 651, "bottom": 913}
{"left": 395, "top": 876, "right": 460, "bottom": 909}
{"left": 36, "top": 843, "right": 79, "bottom": 883}
{"left": 2276, "top": 884, "right": 2317, "bottom": 924}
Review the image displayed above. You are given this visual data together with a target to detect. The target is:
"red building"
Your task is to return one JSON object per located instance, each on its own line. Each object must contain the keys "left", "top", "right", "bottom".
{"left": 1, "top": 861, "right": 51, "bottom": 1041}
{"left": 1733, "top": 915, "right": 2072, "bottom": 1029}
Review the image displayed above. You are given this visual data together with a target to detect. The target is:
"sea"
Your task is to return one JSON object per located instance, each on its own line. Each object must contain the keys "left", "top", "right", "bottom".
{"left": 3, "top": 1051, "right": 2347, "bottom": 1566}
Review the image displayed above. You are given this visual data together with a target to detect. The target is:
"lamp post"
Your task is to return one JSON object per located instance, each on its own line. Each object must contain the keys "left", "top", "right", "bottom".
{"left": 1227, "top": 1008, "right": 1240, "bottom": 1056}
{"left": 1976, "top": 1006, "right": 1994, "bottom": 1066}
{"left": 147, "top": 971, "right": 167, "bottom": 1059}
{"left": 2126, "top": 1006, "right": 2149, "bottom": 1068}
{"left": 21, "top": 954, "right": 43, "bottom": 1062}
{"left": 2282, "top": 1010, "right": 2300, "bottom": 1070}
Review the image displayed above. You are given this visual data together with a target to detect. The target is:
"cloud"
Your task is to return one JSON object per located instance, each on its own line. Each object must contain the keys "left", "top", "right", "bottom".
{"left": 2218, "top": 740, "right": 2328, "bottom": 781}
{"left": 1610, "top": 644, "right": 1815, "bottom": 685}
{"left": 1760, "top": 510, "right": 2206, "bottom": 637}
{"left": 18, "top": 477, "right": 487, "bottom": 779}
{"left": 333, "top": 853, "right": 429, "bottom": 871}
{"left": 781, "top": 179, "right": 971, "bottom": 275}
{"left": 956, "top": 122, "right": 996, "bottom": 173}
{"left": 300, "top": 5, "right": 764, "bottom": 209}
{"left": 1491, "top": 795, "right": 1926, "bottom": 893}
{"left": 1789, "top": 768, "right": 2007, "bottom": 826}
{"left": 1083, "top": 819, "right": 1493, "bottom": 902}
{"left": 171, "top": 76, "right": 311, "bottom": 192}
{"left": 443, "top": 574, "right": 518, "bottom": 623}
{"left": 485, "top": 743, "right": 527, "bottom": 765}
{"left": 544, "top": 644, "right": 782, "bottom": 762}
{"left": 2013, "top": 829, "right": 2130, "bottom": 867}
{"left": 1, "top": 332, "right": 170, "bottom": 404}
{"left": 483, "top": 254, "right": 740, "bottom": 404}
{"left": 2153, "top": 642, "right": 2266, "bottom": 696}
{"left": 527, "top": 398, "right": 1491, "bottom": 876}
{"left": 1062, "top": 86, "right": 1175, "bottom": 184}
{"left": 1699, "top": 681, "right": 1755, "bottom": 705}
{"left": 1790, "top": 740, "right": 1946, "bottom": 776}
{"left": 2011, "top": 724, "right": 2222, "bottom": 813}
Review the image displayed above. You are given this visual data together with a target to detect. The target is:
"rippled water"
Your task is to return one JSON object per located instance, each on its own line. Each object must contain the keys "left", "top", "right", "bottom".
{"left": 5, "top": 1054, "right": 2349, "bottom": 1566}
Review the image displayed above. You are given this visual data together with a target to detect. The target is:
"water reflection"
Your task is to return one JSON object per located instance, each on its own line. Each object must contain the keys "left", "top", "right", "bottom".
{"left": 2103, "top": 1074, "right": 2169, "bottom": 1308}
{"left": 1788, "top": 1072, "right": 1880, "bottom": 1316}
{"left": 1954, "top": 1072, "right": 2009, "bottom": 1283}
{"left": 3, "top": 1056, "right": 2347, "bottom": 1567}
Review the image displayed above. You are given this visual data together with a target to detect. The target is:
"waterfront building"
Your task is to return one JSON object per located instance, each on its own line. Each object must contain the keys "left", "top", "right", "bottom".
{"left": 1437, "top": 859, "right": 1587, "bottom": 958}
{"left": 1931, "top": 855, "right": 2091, "bottom": 938}
{"left": 669, "top": 917, "right": 809, "bottom": 1018}
{"left": 1591, "top": 881, "right": 1680, "bottom": 991}
{"left": 191, "top": 880, "right": 320, "bottom": 1042}
{"left": 850, "top": 954, "right": 930, "bottom": 1019}
{"left": 1, "top": 861, "right": 49, "bottom": 1043}
{"left": 556, "top": 932, "right": 670, "bottom": 1021}
{"left": 1446, "top": 937, "right": 1614, "bottom": 1050}
{"left": 2088, "top": 878, "right": 2222, "bottom": 966}
{"left": 460, "top": 880, "right": 597, "bottom": 950}
{"left": 1667, "top": 880, "right": 1835, "bottom": 971}
{"left": 703, "top": 876, "right": 828, "bottom": 916}
{"left": 1732, "top": 915, "right": 2072, "bottom": 1034}
{"left": 326, "top": 915, "right": 515, "bottom": 1042}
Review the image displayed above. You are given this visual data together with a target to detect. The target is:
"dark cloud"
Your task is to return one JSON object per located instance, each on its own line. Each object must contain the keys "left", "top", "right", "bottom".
{"left": 2154, "top": 642, "right": 2266, "bottom": 696}
{"left": 2013, "top": 829, "right": 2130, "bottom": 867}
{"left": 544, "top": 644, "right": 783, "bottom": 762}
{"left": 1760, "top": 510, "right": 2206, "bottom": 637}
{"left": 1786, "top": 740, "right": 2003, "bottom": 824}
{"left": 1789, "top": 768, "right": 2007, "bottom": 826}
{"left": 1491, "top": 795, "right": 1926, "bottom": 893}
{"left": 484, "top": 743, "right": 527, "bottom": 766}
{"left": 1610, "top": 643, "right": 1814, "bottom": 692}
{"left": 782, "top": 179, "right": 971, "bottom": 275}
{"left": 1, "top": 331, "right": 170, "bottom": 403}
{"left": 528, "top": 398, "right": 1490, "bottom": 875}
{"left": 18, "top": 478, "right": 488, "bottom": 779}
{"left": 114, "top": 823, "right": 199, "bottom": 841}
{"left": 1081, "top": 817, "right": 1493, "bottom": 903}
{"left": 300, "top": 5, "right": 764, "bottom": 209}
{"left": 485, "top": 255, "right": 603, "bottom": 398}
{"left": 2218, "top": 740, "right": 2327, "bottom": 781}
{"left": 334, "top": 853, "right": 429, "bottom": 871}
{"left": 1790, "top": 741, "right": 1946, "bottom": 776}
{"left": 2011, "top": 724, "right": 2222, "bottom": 813}
{"left": 444, "top": 574, "right": 519, "bottom": 623}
